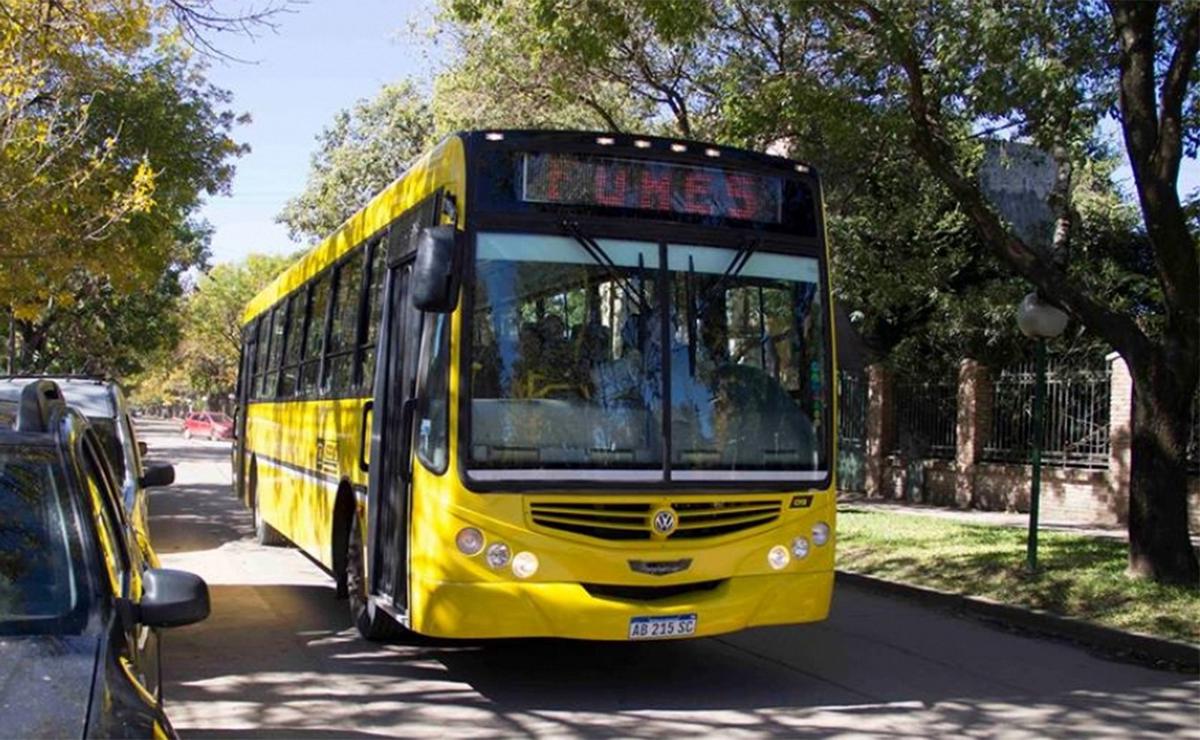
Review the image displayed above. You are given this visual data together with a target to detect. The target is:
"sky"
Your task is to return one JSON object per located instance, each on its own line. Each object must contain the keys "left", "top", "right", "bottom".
{"left": 197, "top": 0, "right": 441, "bottom": 265}
{"left": 196, "top": 2, "right": 1197, "bottom": 267}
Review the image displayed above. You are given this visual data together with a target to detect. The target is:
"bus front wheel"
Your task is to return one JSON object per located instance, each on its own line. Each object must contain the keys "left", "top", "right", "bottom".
{"left": 346, "top": 513, "right": 404, "bottom": 641}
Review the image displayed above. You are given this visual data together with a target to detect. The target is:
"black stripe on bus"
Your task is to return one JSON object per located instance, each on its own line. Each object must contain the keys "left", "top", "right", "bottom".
{"left": 254, "top": 450, "right": 366, "bottom": 497}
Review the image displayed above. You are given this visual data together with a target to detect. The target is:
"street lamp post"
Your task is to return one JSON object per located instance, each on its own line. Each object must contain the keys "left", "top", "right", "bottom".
{"left": 1016, "top": 292, "right": 1068, "bottom": 573}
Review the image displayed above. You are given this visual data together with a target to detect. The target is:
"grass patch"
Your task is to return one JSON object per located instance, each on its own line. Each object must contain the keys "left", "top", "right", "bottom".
{"left": 836, "top": 507, "right": 1200, "bottom": 644}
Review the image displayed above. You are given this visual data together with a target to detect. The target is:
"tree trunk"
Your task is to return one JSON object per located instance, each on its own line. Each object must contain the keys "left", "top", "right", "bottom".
{"left": 1127, "top": 356, "right": 1199, "bottom": 585}
{"left": 16, "top": 319, "right": 46, "bottom": 372}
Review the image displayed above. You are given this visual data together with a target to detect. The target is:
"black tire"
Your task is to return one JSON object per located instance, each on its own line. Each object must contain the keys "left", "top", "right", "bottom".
{"left": 250, "top": 462, "right": 287, "bottom": 547}
{"left": 347, "top": 512, "right": 405, "bottom": 641}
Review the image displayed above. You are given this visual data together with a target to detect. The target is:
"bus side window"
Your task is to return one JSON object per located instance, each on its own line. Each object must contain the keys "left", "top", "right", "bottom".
{"left": 280, "top": 291, "right": 305, "bottom": 397}
{"left": 415, "top": 313, "right": 451, "bottom": 473}
{"left": 264, "top": 304, "right": 286, "bottom": 398}
{"left": 300, "top": 274, "right": 330, "bottom": 393}
{"left": 324, "top": 248, "right": 365, "bottom": 394}
{"left": 254, "top": 314, "right": 271, "bottom": 399}
{"left": 357, "top": 238, "right": 387, "bottom": 390}
{"left": 242, "top": 321, "right": 257, "bottom": 400}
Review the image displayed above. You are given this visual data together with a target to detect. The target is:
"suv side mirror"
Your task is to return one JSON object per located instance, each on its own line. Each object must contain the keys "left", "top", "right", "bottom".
{"left": 411, "top": 225, "right": 461, "bottom": 313}
{"left": 138, "top": 568, "right": 210, "bottom": 628}
{"left": 139, "top": 463, "right": 175, "bottom": 488}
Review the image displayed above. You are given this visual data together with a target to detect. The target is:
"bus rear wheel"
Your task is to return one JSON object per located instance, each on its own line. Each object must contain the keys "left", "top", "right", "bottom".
{"left": 346, "top": 513, "right": 405, "bottom": 642}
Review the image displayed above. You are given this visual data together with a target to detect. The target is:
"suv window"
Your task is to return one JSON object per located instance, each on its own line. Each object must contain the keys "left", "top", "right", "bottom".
{"left": 80, "top": 436, "right": 130, "bottom": 597}
{"left": 87, "top": 417, "right": 126, "bottom": 484}
{"left": 0, "top": 444, "right": 89, "bottom": 634}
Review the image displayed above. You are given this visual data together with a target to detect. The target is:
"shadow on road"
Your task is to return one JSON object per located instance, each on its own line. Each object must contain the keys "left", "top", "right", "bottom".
{"left": 150, "top": 482, "right": 251, "bottom": 555}
{"left": 141, "top": 422, "right": 1199, "bottom": 738}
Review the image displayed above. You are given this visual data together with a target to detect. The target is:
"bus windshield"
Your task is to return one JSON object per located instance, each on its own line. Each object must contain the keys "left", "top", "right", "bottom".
{"left": 468, "top": 232, "right": 827, "bottom": 483}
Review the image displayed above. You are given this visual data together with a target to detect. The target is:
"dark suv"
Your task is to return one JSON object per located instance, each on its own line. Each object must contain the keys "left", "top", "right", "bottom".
{"left": 0, "top": 376, "right": 174, "bottom": 567}
{"left": 0, "top": 381, "right": 209, "bottom": 738}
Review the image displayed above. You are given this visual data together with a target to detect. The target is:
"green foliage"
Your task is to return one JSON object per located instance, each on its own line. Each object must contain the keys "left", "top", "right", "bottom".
{"left": 838, "top": 507, "right": 1200, "bottom": 643}
{"left": 437, "top": 0, "right": 709, "bottom": 136}
{"left": 433, "top": 0, "right": 1178, "bottom": 379}
{"left": 130, "top": 252, "right": 293, "bottom": 407}
{"left": 277, "top": 81, "right": 437, "bottom": 243}
{"left": 6, "top": 38, "right": 243, "bottom": 379}
{"left": 9, "top": 222, "right": 212, "bottom": 378}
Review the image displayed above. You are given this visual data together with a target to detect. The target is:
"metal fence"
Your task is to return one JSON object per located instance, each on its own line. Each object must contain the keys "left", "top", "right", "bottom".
{"left": 837, "top": 371, "right": 868, "bottom": 492}
{"left": 983, "top": 361, "right": 1110, "bottom": 469}
{"left": 891, "top": 379, "right": 957, "bottom": 460}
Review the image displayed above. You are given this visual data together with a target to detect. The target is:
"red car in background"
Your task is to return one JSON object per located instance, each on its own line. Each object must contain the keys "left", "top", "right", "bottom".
{"left": 182, "top": 411, "right": 234, "bottom": 441}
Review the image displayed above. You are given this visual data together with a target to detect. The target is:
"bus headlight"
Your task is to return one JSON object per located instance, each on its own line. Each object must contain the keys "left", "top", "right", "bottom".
{"left": 767, "top": 545, "right": 790, "bottom": 570}
{"left": 792, "top": 536, "right": 810, "bottom": 559}
{"left": 485, "top": 542, "right": 511, "bottom": 569}
{"left": 812, "top": 522, "right": 830, "bottom": 546}
{"left": 455, "top": 527, "right": 484, "bottom": 556}
{"left": 512, "top": 551, "right": 539, "bottom": 578}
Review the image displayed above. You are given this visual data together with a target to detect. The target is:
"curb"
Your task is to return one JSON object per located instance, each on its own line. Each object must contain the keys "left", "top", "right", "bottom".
{"left": 836, "top": 570, "right": 1199, "bottom": 673}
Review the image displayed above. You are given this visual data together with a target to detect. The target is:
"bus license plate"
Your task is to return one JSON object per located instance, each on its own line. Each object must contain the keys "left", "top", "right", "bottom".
{"left": 628, "top": 614, "right": 697, "bottom": 640}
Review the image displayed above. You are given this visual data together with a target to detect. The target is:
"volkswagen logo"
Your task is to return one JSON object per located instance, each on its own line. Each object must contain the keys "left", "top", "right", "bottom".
{"left": 651, "top": 508, "right": 677, "bottom": 536}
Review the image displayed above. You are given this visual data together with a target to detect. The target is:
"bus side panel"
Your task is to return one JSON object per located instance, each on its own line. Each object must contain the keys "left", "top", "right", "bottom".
{"left": 246, "top": 398, "right": 368, "bottom": 568}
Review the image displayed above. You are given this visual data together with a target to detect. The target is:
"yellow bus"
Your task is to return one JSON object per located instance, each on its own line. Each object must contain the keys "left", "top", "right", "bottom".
{"left": 233, "top": 130, "right": 837, "bottom": 641}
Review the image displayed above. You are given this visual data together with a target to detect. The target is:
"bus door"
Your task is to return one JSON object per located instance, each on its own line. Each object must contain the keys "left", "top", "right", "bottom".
{"left": 233, "top": 330, "right": 253, "bottom": 506}
{"left": 366, "top": 259, "right": 423, "bottom": 612}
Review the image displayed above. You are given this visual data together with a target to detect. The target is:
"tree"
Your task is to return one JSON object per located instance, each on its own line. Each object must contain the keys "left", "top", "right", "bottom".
{"left": 10, "top": 222, "right": 210, "bottom": 378}
{"left": 6, "top": 39, "right": 244, "bottom": 378}
{"left": 433, "top": 2, "right": 661, "bottom": 133}
{"left": 0, "top": 0, "right": 160, "bottom": 301}
{"left": 439, "top": 0, "right": 1198, "bottom": 584}
{"left": 0, "top": 0, "right": 277, "bottom": 309}
{"left": 277, "top": 81, "right": 437, "bottom": 243}
{"left": 824, "top": 0, "right": 1198, "bottom": 584}
{"left": 132, "top": 252, "right": 294, "bottom": 407}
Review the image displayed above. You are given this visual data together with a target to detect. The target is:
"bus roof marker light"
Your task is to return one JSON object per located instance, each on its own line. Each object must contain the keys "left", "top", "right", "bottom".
{"left": 705, "top": 147, "right": 721, "bottom": 158}
{"left": 768, "top": 545, "right": 790, "bottom": 570}
{"left": 634, "top": 139, "right": 651, "bottom": 149}
{"left": 596, "top": 136, "right": 616, "bottom": 146}
{"left": 671, "top": 143, "right": 687, "bottom": 153}
{"left": 485, "top": 132, "right": 505, "bottom": 141}
{"left": 455, "top": 527, "right": 484, "bottom": 556}
{"left": 512, "top": 551, "right": 539, "bottom": 579}
{"left": 486, "top": 542, "right": 511, "bottom": 569}
{"left": 794, "top": 163, "right": 810, "bottom": 173}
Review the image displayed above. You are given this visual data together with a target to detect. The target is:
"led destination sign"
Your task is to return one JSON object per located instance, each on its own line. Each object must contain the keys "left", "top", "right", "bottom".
{"left": 520, "top": 152, "right": 783, "bottom": 224}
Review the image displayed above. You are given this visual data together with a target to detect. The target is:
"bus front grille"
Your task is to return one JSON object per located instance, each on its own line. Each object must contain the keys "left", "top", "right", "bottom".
{"left": 528, "top": 500, "right": 783, "bottom": 541}
{"left": 583, "top": 580, "right": 724, "bottom": 601}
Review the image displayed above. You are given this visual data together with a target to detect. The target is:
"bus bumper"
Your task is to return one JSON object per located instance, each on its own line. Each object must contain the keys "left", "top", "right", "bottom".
{"left": 409, "top": 569, "right": 834, "bottom": 640}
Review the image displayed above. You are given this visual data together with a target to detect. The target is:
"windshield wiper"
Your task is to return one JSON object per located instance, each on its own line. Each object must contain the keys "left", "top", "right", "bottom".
{"left": 561, "top": 220, "right": 650, "bottom": 314}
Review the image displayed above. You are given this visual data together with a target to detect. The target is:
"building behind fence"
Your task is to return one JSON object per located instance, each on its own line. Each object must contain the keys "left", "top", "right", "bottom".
{"left": 837, "top": 353, "right": 1200, "bottom": 531}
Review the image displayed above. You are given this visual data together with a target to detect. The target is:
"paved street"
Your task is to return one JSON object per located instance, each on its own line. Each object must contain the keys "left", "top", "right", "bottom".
{"left": 139, "top": 419, "right": 1199, "bottom": 738}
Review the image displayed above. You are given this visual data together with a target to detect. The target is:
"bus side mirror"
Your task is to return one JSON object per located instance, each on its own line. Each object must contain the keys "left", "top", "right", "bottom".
{"left": 412, "top": 225, "right": 461, "bottom": 313}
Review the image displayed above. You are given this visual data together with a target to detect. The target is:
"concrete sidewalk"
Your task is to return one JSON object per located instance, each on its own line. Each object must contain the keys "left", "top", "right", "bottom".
{"left": 837, "top": 493, "right": 1200, "bottom": 549}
